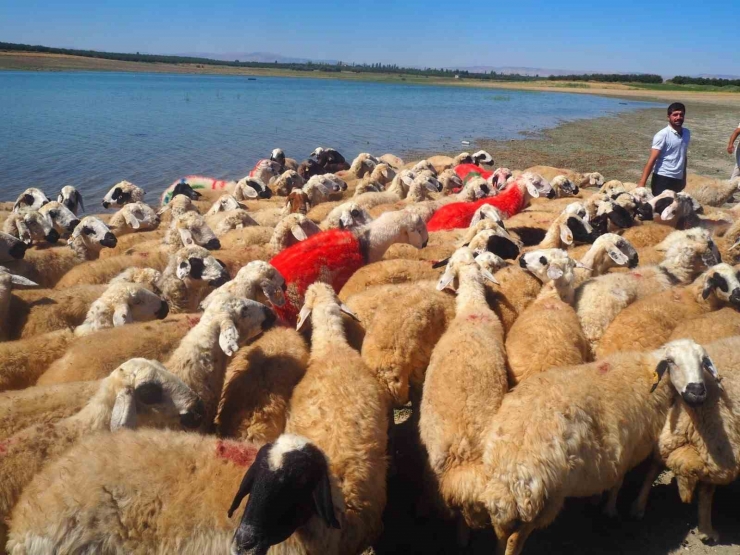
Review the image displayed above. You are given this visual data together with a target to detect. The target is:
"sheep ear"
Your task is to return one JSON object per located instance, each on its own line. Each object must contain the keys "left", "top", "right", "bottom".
{"left": 112, "top": 304, "right": 133, "bottom": 327}
{"left": 157, "top": 204, "right": 171, "bottom": 216}
{"left": 547, "top": 265, "right": 564, "bottom": 280}
{"left": 702, "top": 355, "right": 723, "bottom": 390}
{"left": 432, "top": 257, "right": 450, "bottom": 269}
{"left": 607, "top": 247, "right": 629, "bottom": 266}
{"left": 219, "top": 321, "right": 240, "bottom": 356}
{"left": 313, "top": 468, "right": 341, "bottom": 529}
{"left": 650, "top": 360, "right": 670, "bottom": 393}
{"left": 241, "top": 185, "right": 259, "bottom": 199}
{"left": 401, "top": 174, "right": 414, "bottom": 186}
{"left": 339, "top": 212, "right": 354, "bottom": 228}
{"left": 702, "top": 275, "right": 717, "bottom": 299}
{"left": 291, "top": 225, "right": 308, "bottom": 241}
{"left": 10, "top": 274, "right": 38, "bottom": 287}
{"left": 227, "top": 461, "right": 259, "bottom": 518}
{"left": 124, "top": 212, "right": 141, "bottom": 229}
{"left": 261, "top": 282, "right": 286, "bottom": 307}
{"left": 525, "top": 180, "right": 540, "bottom": 198}
{"left": 176, "top": 261, "right": 190, "bottom": 280}
{"left": 76, "top": 191, "right": 85, "bottom": 213}
{"left": 340, "top": 303, "right": 359, "bottom": 321}
{"left": 110, "top": 388, "right": 137, "bottom": 431}
{"left": 296, "top": 305, "right": 312, "bottom": 331}
{"left": 480, "top": 269, "right": 499, "bottom": 285}
{"left": 559, "top": 224, "right": 573, "bottom": 246}
{"left": 660, "top": 203, "right": 677, "bottom": 221}
{"left": 436, "top": 267, "right": 456, "bottom": 291}
{"left": 178, "top": 228, "right": 195, "bottom": 246}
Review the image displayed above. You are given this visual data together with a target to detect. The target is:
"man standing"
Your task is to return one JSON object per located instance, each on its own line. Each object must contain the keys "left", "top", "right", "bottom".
{"left": 638, "top": 102, "right": 691, "bottom": 195}
{"left": 728, "top": 123, "right": 740, "bottom": 180}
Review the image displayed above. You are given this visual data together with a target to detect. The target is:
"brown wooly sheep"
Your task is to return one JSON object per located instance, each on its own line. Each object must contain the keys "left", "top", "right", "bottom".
{"left": 3, "top": 210, "right": 58, "bottom": 246}
{"left": 338, "top": 258, "right": 443, "bottom": 299}
{"left": 278, "top": 283, "right": 388, "bottom": 554}
{"left": 199, "top": 260, "right": 286, "bottom": 313}
{"left": 320, "top": 202, "right": 373, "bottom": 231}
{"left": 684, "top": 174, "right": 740, "bottom": 207}
{"left": 0, "top": 330, "right": 75, "bottom": 392}
{"left": 0, "top": 359, "right": 203, "bottom": 544}
{"left": 668, "top": 306, "right": 740, "bottom": 344}
{"left": 8, "top": 267, "right": 161, "bottom": 340}
{"left": 4, "top": 216, "right": 117, "bottom": 288}
{"left": 156, "top": 245, "right": 229, "bottom": 313}
{"left": 272, "top": 169, "right": 305, "bottom": 196}
{"left": 0, "top": 267, "right": 37, "bottom": 341}
{"left": 596, "top": 263, "right": 740, "bottom": 358}
{"left": 419, "top": 248, "right": 507, "bottom": 531}
{"left": 35, "top": 314, "right": 198, "bottom": 386}
{"left": 480, "top": 339, "right": 719, "bottom": 555}
{"left": 0, "top": 381, "right": 100, "bottom": 440}
{"left": 107, "top": 201, "right": 160, "bottom": 236}
{"left": 505, "top": 250, "right": 590, "bottom": 386}
{"left": 574, "top": 228, "right": 721, "bottom": 355}
{"left": 53, "top": 249, "right": 169, "bottom": 289}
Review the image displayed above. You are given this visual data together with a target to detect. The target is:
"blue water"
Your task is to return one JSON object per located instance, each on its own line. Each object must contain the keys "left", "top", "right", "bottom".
{"left": 0, "top": 71, "right": 658, "bottom": 202}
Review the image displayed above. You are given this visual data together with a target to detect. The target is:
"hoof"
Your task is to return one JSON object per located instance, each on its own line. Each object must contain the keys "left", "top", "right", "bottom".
{"left": 698, "top": 530, "right": 719, "bottom": 544}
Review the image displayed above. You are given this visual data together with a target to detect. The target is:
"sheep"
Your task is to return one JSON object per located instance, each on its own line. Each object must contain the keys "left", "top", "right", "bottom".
{"left": 352, "top": 174, "right": 410, "bottom": 210}
{"left": 668, "top": 306, "right": 740, "bottom": 344}
{"left": 569, "top": 232, "right": 640, "bottom": 286}
{"left": 73, "top": 282, "right": 169, "bottom": 336}
{"left": 52, "top": 248, "right": 169, "bottom": 289}
{"left": 272, "top": 169, "right": 304, "bottom": 196}
{"left": 156, "top": 244, "right": 229, "bottom": 313}
{"left": 270, "top": 209, "right": 428, "bottom": 325}
{"left": 550, "top": 175, "right": 580, "bottom": 197}
{"left": 596, "top": 263, "right": 740, "bottom": 358}
{"left": 206, "top": 208, "right": 258, "bottom": 237}
{"left": 235, "top": 175, "right": 274, "bottom": 200}
{"left": 412, "top": 159, "right": 437, "bottom": 175}
{"left": 349, "top": 152, "right": 380, "bottom": 177}
{"left": 0, "top": 359, "right": 204, "bottom": 544}
{"left": 353, "top": 177, "right": 384, "bottom": 196}
{"left": 0, "top": 381, "right": 100, "bottom": 440}
{"left": 57, "top": 185, "right": 84, "bottom": 215}
{"left": 479, "top": 339, "right": 719, "bottom": 554}
{"left": 101, "top": 180, "right": 144, "bottom": 209}
{"left": 35, "top": 314, "right": 197, "bottom": 387}
{"left": 158, "top": 192, "right": 200, "bottom": 225}
{"left": 4, "top": 427, "right": 336, "bottom": 555}
{"left": 0, "top": 232, "right": 27, "bottom": 263}
{"left": 379, "top": 153, "right": 404, "bottom": 168}
{"left": 296, "top": 157, "right": 326, "bottom": 181}
{"left": 505, "top": 250, "right": 590, "bottom": 385}
{"left": 107, "top": 201, "right": 160, "bottom": 235}
{"left": 338, "top": 259, "right": 441, "bottom": 299}
{"left": 427, "top": 173, "right": 554, "bottom": 231}
{"left": 12, "top": 188, "right": 49, "bottom": 213}
{"left": 164, "top": 211, "right": 220, "bottom": 253}
{"left": 684, "top": 175, "right": 740, "bottom": 207}
{"left": 216, "top": 325, "right": 309, "bottom": 444}
{"left": 630, "top": 336, "right": 740, "bottom": 543}
{"left": 580, "top": 171, "right": 605, "bottom": 188}
{"left": 574, "top": 228, "right": 721, "bottom": 354}
{"left": 4, "top": 216, "right": 117, "bottom": 288}
{"left": 525, "top": 204, "right": 596, "bottom": 250}
{"left": 2, "top": 210, "right": 59, "bottom": 246}
{"left": 199, "top": 260, "right": 286, "bottom": 312}
{"left": 303, "top": 174, "right": 346, "bottom": 205}
{"left": 368, "top": 162, "right": 396, "bottom": 186}
{"left": 321, "top": 202, "right": 373, "bottom": 231}
{"left": 269, "top": 147, "right": 299, "bottom": 172}
{"left": 37, "top": 201, "right": 80, "bottom": 237}
{"left": 418, "top": 248, "right": 507, "bottom": 531}
{"left": 8, "top": 267, "right": 161, "bottom": 340}
{"left": 0, "top": 268, "right": 37, "bottom": 341}
{"left": 0, "top": 329, "right": 75, "bottom": 392}
{"left": 312, "top": 146, "right": 350, "bottom": 172}
{"left": 438, "top": 168, "right": 465, "bottom": 195}
{"left": 272, "top": 282, "right": 388, "bottom": 554}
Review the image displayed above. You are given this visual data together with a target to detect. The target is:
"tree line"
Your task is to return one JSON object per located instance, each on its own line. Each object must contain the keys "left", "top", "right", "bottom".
{"left": 671, "top": 76, "right": 740, "bottom": 87}
{"left": 547, "top": 73, "right": 664, "bottom": 84}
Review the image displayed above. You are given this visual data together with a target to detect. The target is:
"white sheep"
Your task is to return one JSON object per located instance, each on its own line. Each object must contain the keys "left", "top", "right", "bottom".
{"left": 479, "top": 339, "right": 720, "bottom": 554}
{"left": 101, "top": 180, "right": 145, "bottom": 209}
{"left": 272, "top": 169, "right": 304, "bottom": 196}
{"left": 157, "top": 244, "right": 230, "bottom": 313}
{"left": 321, "top": 201, "right": 374, "bottom": 231}
{"left": 684, "top": 175, "right": 740, "bottom": 207}
{"left": 12, "top": 188, "right": 49, "bottom": 213}
{"left": 108, "top": 201, "right": 160, "bottom": 235}
{"left": 38, "top": 201, "right": 80, "bottom": 236}
{"left": 0, "top": 232, "right": 27, "bottom": 264}
{"left": 2, "top": 210, "right": 58, "bottom": 246}
{"left": 57, "top": 185, "right": 84, "bottom": 215}
{"left": 199, "top": 260, "right": 286, "bottom": 312}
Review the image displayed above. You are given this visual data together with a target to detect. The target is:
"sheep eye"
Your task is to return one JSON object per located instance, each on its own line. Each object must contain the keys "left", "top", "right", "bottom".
{"left": 82, "top": 226, "right": 94, "bottom": 236}
{"left": 49, "top": 210, "right": 58, "bottom": 218}
{"left": 179, "top": 261, "right": 188, "bottom": 269}
{"left": 539, "top": 256, "right": 547, "bottom": 265}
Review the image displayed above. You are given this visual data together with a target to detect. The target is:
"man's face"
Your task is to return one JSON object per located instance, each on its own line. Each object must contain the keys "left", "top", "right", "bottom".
{"left": 668, "top": 110, "right": 685, "bottom": 128}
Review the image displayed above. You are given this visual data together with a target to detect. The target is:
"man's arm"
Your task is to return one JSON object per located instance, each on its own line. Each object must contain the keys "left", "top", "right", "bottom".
{"left": 728, "top": 128, "right": 740, "bottom": 154}
{"left": 638, "top": 149, "right": 661, "bottom": 188}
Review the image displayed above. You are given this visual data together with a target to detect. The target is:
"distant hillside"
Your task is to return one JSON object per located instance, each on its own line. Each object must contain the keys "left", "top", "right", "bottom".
{"left": 175, "top": 51, "right": 340, "bottom": 65}
{"left": 449, "top": 66, "right": 587, "bottom": 77}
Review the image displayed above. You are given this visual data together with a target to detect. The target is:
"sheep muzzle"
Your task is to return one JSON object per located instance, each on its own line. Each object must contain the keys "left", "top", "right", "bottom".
{"left": 682, "top": 382, "right": 707, "bottom": 406}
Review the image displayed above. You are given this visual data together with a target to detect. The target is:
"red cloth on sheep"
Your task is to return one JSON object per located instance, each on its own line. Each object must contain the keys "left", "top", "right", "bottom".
{"left": 454, "top": 163, "right": 493, "bottom": 182}
{"left": 270, "top": 229, "right": 365, "bottom": 325}
{"left": 427, "top": 182, "right": 526, "bottom": 231}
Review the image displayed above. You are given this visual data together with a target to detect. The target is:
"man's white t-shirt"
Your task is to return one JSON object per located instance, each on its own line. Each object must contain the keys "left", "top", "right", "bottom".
{"left": 652, "top": 125, "right": 691, "bottom": 179}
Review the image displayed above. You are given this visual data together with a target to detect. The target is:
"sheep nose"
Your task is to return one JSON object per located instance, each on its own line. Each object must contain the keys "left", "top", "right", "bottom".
{"left": 156, "top": 300, "right": 169, "bottom": 320}
{"left": 231, "top": 525, "right": 263, "bottom": 555}
{"left": 546, "top": 189, "right": 556, "bottom": 199}
{"left": 683, "top": 383, "right": 707, "bottom": 406}
{"left": 519, "top": 257, "right": 527, "bottom": 268}
{"left": 730, "top": 290, "right": 740, "bottom": 307}
{"left": 102, "top": 201, "right": 110, "bottom": 209}
{"left": 629, "top": 254, "right": 640, "bottom": 269}
{"left": 206, "top": 238, "right": 221, "bottom": 250}
{"left": 259, "top": 189, "right": 273, "bottom": 199}
{"left": 480, "top": 184, "right": 490, "bottom": 194}
{"left": 68, "top": 219, "right": 81, "bottom": 232}
{"left": 572, "top": 186, "right": 580, "bottom": 195}
{"left": 102, "top": 232, "right": 118, "bottom": 248}
{"left": 46, "top": 229, "right": 60, "bottom": 243}
{"left": 180, "top": 399, "right": 205, "bottom": 429}
{"left": 262, "top": 307, "right": 276, "bottom": 330}
{"left": 210, "top": 274, "right": 229, "bottom": 288}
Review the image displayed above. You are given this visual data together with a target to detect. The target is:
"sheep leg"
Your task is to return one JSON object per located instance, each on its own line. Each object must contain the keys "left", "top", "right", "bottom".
{"left": 677, "top": 474, "right": 698, "bottom": 504}
{"left": 456, "top": 514, "right": 471, "bottom": 548}
{"left": 630, "top": 460, "right": 662, "bottom": 519}
{"left": 603, "top": 478, "right": 623, "bottom": 518}
{"left": 697, "top": 482, "right": 719, "bottom": 544}
{"left": 504, "top": 522, "right": 534, "bottom": 555}
{"left": 493, "top": 524, "right": 513, "bottom": 555}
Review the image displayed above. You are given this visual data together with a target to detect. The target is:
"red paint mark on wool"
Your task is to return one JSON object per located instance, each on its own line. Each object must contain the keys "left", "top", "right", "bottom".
{"left": 186, "top": 316, "right": 201, "bottom": 328}
{"left": 139, "top": 252, "right": 150, "bottom": 259}
{"left": 454, "top": 164, "right": 493, "bottom": 181}
{"left": 270, "top": 229, "right": 365, "bottom": 326}
{"left": 466, "top": 313, "right": 491, "bottom": 323}
{"left": 216, "top": 440, "right": 258, "bottom": 467}
{"left": 598, "top": 363, "right": 610, "bottom": 375}
{"left": 632, "top": 272, "right": 642, "bottom": 279}
{"left": 427, "top": 183, "right": 526, "bottom": 231}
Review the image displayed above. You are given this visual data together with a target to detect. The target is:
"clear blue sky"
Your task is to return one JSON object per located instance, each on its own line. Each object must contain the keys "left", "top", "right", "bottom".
{"left": 1, "top": 0, "right": 737, "bottom": 76}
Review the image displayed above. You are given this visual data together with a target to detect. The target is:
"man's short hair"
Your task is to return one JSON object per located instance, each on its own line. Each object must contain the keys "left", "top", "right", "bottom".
{"left": 667, "top": 102, "right": 686, "bottom": 115}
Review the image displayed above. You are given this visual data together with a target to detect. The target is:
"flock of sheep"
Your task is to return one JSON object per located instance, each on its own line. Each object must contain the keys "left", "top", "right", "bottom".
{"left": 0, "top": 145, "right": 740, "bottom": 555}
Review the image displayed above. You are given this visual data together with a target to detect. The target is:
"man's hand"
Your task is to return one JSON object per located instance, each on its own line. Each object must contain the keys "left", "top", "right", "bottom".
{"left": 639, "top": 149, "right": 661, "bottom": 189}
{"left": 729, "top": 144, "right": 736, "bottom": 155}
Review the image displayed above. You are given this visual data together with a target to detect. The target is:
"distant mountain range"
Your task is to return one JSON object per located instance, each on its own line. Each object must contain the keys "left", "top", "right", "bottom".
{"left": 174, "top": 51, "right": 340, "bottom": 64}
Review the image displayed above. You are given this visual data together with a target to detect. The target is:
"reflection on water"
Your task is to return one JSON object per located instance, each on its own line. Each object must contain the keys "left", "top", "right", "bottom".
{"left": 0, "top": 71, "right": 657, "bottom": 201}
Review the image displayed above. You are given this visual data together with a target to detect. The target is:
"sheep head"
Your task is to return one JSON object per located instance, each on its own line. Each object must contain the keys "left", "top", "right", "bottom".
{"left": 174, "top": 245, "right": 230, "bottom": 287}
{"left": 13, "top": 187, "right": 49, "bottom": 213}
{"left": 58, "top": 185, "right": 84, "bottom": 215}
{"left": 203, "top": 294, "right": 276, "bottom": 356}
{"left": 107, "top": 358, "right": 204, "bottom": 431}
{"left": 40, "top": 200, "right": 81, "bottom": 234}
{"left": 296, "top": 282, "right": 356, "bottom": 331}
{"left": 170, "top": 212, "right": 220, "bottom": 251}
{"left": 70, "top": 216, "right": 117, "bottom": 250}
{"left": 102, "top": 180, "right": 144, "bottom": 209}
{"left": 699, "top": 263, "right": 740, "bottom": 308}
{"left": 207, "top": 194, "right": 245, "bottom": 216}
{"left": 650, "top": 339, "right": 721, "bottom": 404}
{"left": 436, "top": 246, "right": 500, "bottom": 291}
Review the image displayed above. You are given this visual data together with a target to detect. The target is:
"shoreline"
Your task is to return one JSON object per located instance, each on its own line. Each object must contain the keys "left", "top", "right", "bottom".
{"left": 2, "top": 51, "right": 740, "bottom": 107}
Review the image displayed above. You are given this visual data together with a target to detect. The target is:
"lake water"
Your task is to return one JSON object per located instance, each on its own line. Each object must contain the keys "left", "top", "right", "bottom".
{"left": 0, "top": 71, "right": 658, "bottom": 202}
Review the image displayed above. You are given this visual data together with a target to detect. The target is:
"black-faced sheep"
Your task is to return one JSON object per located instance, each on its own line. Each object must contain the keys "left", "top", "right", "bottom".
{"left": 101, "top": 180, "right": 145, "bottom": 209}
{"left": 57, "top": 185, "right": 84, "bottom": 215}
